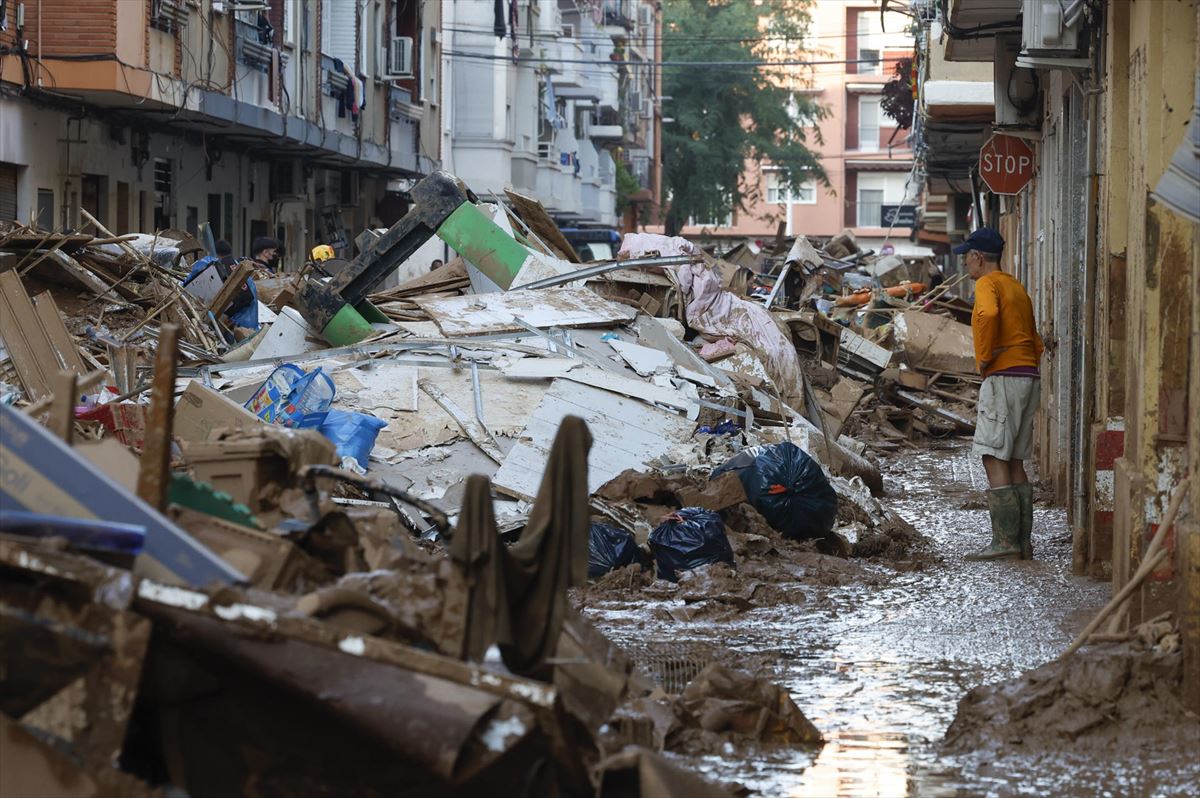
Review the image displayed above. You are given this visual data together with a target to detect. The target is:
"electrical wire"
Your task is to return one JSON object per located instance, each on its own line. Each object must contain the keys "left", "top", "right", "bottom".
{"left": 443, "top": 49, "right": 905, "bottom": 69}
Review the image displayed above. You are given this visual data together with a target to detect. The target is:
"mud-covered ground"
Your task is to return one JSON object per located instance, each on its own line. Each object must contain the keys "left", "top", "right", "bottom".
{"left": 577, "top": 442, "right": 1200, "bottom": 797}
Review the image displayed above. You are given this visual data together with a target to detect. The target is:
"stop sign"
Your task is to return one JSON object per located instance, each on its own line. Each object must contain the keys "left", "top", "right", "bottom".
{"left": 979, "top": 134, "right": 1036, "bottom": 195}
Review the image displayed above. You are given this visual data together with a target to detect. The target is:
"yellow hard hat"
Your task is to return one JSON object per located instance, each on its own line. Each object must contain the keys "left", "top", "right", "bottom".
{"left": 311, "top": 244, "right": 335, "bottom": 262}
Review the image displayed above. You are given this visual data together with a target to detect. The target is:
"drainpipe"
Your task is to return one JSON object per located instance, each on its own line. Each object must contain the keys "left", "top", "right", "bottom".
{"left": 1072, "top": 12, "right": 1105, "bottom": 575}
{"left": 37, "top": 0, "right": 43, "bottom": 87}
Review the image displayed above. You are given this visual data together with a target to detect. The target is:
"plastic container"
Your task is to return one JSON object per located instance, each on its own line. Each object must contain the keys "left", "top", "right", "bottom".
{"left": 244, "top": 364, "right": 335, "bottom": 428}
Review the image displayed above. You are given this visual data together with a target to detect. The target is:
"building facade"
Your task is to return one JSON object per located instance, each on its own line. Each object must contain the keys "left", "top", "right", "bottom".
{"left": 913, "top": 0, "right": 1200, "bottom": 710}
{"left": 440, "top": 0, "right": 661, "bottom": 232}
{"left": 669, "top": 1, "right": 926, "bottom": 255}
{"left": 0, "top": 0, "right": 443, "bottom": 270}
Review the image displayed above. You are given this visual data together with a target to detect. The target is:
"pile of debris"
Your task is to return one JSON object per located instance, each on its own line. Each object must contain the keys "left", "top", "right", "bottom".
{"left": 713, "top": 227, "right": 979, "bottom": 454}
{"left": 0, "top": 171, "right": 979, "bottom": 795}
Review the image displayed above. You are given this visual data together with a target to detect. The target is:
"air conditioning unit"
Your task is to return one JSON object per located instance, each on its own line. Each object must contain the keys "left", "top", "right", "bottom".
{"left": 638, "top": 4, "right": 653, "bottom": 29}
{"left": 994, "top": 36, "right": 1040, "bottom": 126}
{"left": 384, "top": 36, "right": 414, "bottom": 79}
{"left": 640, "top": 98, "right": 653, "bottom": 120}
{"left": 222, "top": 0, "right": 268, "bottom": 12}
{"left": 1021, "top": 0, "right": 1082, "bottom": 56}
{"left": 628, "top": 90, "right": 642, "bottom": 113}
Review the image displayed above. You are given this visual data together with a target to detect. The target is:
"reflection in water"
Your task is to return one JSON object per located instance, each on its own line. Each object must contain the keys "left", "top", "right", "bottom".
{"left": 790, "top": 732, "right": 911, "bottom": 798}
{"left": 585, "top": 446, "right": 1196, "bottom": 796}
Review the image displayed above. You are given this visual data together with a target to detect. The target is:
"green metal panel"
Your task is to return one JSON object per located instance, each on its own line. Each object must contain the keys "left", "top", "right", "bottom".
{"left": 435, "top": 202, "right": 532, "bottom": 290}
{"left": 320, "top": 303, "right": 375, "bottom": 347}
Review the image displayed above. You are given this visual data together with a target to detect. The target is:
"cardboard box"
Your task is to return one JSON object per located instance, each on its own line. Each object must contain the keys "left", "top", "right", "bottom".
{"left": 174, "top": 380, "right": 264, "bottom": 443}
{"left": 893, "top": 311, "right": 975, "bottom": 375}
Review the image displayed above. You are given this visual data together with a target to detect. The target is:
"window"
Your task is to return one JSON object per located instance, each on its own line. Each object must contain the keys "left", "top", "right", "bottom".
{"left": 857, "top": 14, "right": 880, "bottom": 74}
{"left": 857, "top": 188, "right": 884, "bottom": 227}
{"left": 153, "top": 159, "right": 173, "bottom": 231}
{"left": 856, "top": 172, "right": 915, "bottom": 227}
{"left": 859, "top": 97, "right": 881, "bottom": 152}
{"left": 688, "top": 212, "right": 733, "bottom": 228}
{"left": 36, "top": 189, "right": 54, "bottom": 230}
{"left": 283, "top": 0, "right": 297, "bottom": 46}
{"left": 322, "top": 0, "right": 355, "bottom": 64}
{"left": 767, "top": 171, "right": 817, "bottom": 205}
{"left": 0, "top": 163, "right": 18, "bottom": 222}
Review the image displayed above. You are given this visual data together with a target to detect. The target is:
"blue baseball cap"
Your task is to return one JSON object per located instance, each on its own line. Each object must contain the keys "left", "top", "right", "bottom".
{"left": 952, "top": 227, "right": 1005, "bottom": 255}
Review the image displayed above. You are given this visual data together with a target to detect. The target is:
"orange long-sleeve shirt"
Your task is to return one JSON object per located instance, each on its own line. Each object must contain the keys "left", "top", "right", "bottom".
{"left": 972, "top": 271, "right": 1044, "bottom": 377}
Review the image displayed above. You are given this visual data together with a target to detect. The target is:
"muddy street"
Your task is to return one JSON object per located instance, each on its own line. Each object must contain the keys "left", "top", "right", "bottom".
{"left": 579, "top": 443, "right": 1198, "bottom": 797}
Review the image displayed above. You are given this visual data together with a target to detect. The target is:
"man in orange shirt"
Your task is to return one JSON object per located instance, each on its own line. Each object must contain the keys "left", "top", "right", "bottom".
{"left": 954, "top": 228, "right": 1045, "bottom": 561}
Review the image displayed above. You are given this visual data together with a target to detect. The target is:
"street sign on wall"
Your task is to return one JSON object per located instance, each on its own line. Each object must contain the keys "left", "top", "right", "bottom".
{"left": 882, "top": 204, "right": 917, "bottom": 226}
{"left": 979, "top": 134, "right": 1036, "bottom": 195}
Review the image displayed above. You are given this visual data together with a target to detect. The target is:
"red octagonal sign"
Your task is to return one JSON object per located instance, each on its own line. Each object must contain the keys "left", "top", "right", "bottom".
{"left": 979, "top": 134, "right": 1036, "bottom": 195}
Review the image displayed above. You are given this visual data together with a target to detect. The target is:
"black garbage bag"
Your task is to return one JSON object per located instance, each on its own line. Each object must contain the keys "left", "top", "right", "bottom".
{"left": 648, "top": 508, "right": 735, "bottom": 582}
{"left": 587, "top": 523, "right": 648, "bottom": 579}
{"left": 711, "top": 442, "right": 837, "bottom": 540}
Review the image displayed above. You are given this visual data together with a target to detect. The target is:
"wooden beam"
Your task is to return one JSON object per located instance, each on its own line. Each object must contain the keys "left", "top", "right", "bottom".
{"left": 136, "top": 324, "right": 179, "bottom": 511}
{"left": 47, "top": 371, "right": 77, "bottom": 444}
{"left": 207, "top": 260, "right": 255, "bottom": 316}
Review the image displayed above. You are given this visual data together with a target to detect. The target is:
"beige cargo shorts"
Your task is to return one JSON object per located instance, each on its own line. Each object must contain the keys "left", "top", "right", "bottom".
{"left": 973, "top": 375, "right": 1040, "bottom": 461}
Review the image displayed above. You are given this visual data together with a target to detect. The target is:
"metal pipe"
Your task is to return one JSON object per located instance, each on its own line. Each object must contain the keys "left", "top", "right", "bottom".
{"left": 509, "top": 254, "right": 695, "bottom": 291}
{"left": 1072, "top": 13, "right": 1105, "bottom": 575}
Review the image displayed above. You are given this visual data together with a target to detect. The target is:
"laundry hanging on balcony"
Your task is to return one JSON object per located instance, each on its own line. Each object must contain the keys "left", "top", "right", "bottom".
{"left": 542, "top": 80, "right": 567, "bottom": 130}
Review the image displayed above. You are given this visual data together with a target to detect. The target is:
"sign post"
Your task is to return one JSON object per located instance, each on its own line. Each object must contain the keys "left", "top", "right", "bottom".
{"left": 978, "top": 134, "right": 1036, "bottom": 195}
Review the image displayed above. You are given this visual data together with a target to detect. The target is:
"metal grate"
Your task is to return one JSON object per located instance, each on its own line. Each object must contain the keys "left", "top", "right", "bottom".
{"left": 621, "top": 640, "right": 724, "bottom": 695}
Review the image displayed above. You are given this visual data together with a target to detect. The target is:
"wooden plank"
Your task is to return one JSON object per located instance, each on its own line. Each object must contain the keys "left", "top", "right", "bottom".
{"left": 503, "top": 189, "right": 581, "bottom": 263}
{"left": 47, "top": 371, "right": 77, "bottom": 443}
{"left": 31, "top": 291, "right": 87, "bottom": 374}
{"left": 137, "top": 325, "right": 178, "bottom": 511}
{"left": 42, "top": 249, "right": 126, "bottom": 302}
{"left": 493, "top": 380, "right": 696, "bottom": 501}
{"left": 414, "top": 287, "right": 635, "bottom": 336}
{"left": 208, "top": 260, "right": 255, "bottom": 314}
{"left": 0, "top": 270, "right": 58, "bottom": 399}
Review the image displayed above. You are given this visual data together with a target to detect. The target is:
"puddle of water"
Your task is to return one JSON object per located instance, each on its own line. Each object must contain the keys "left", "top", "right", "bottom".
{"left": 583, "top": 443, "right": 1199, "bottom": 796}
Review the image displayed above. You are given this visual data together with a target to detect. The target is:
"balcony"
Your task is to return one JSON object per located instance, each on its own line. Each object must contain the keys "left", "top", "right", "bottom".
{"left": 589, "top": 125, "right": 624, "bottom": 143}
{"left": 945, "top": 0, "right": 1022, "bottom": 61}
{"left": 236, "top": 21, "right": 287, "bottom": 74}
{"left": 601, "top": 0, "right": 635, "bottom": 38}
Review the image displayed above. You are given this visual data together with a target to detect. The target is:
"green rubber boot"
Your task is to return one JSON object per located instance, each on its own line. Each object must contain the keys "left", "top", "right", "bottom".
{"left": 1014, "top": 482, "right": 1034, "bottom": 559}
{"left": 966, "top": 486, "right": 1022, "bottom": 561}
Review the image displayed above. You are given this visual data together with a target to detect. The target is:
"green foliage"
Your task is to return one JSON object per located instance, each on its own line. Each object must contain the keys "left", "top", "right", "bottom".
{"left": 661, "top": 0, "right": 827, "bottom": 233}
{"left": 615, "top": 156, "right": 642, "bottom": 215}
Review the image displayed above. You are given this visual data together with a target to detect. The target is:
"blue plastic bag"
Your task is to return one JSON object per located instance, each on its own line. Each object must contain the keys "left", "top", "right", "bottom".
{"left": 318, "top": 409, "right": 387, "bottom": 471}
{"left": 648, "top": 508, "right": 734, "bottom": 582}
{"left": 245, "top": 364, "right": 335, "bottom": 428}
{"left": 711, "top": 442, "right": 837, "bottom": 540}
{"left": 588, "top": 523, "right": 648, "bottom": 579}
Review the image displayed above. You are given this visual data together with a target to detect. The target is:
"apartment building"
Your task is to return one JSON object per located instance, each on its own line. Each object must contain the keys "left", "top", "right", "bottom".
{"left": 0, "top": 0, "right": 441, "bottom": 269}
{"left": 672, "top": 1, "right": 925, "bottom": 255}
{"left": 440, "top": 0, "right": 660, "bottom": 231}
{"left": 913, "top": 0, "right": 1200, "bottom": 710}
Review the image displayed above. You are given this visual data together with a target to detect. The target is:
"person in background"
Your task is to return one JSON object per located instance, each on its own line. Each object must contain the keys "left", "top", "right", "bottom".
{"left": 182, "top": 243, "right": 260, "bottom": 336}
{"left": 215, "top": 239, "right": 238, "bottom": 268}
{"left": 250, "top": 237, "right": 282, "bottom": 272}
{"left": 956, "top": 227, "right": 1044, "bottom": 562}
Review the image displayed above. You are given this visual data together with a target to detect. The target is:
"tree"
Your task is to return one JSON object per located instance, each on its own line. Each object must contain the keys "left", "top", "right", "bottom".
{"left": 660, "top": 0, "right": 827, "bottom": 234}
{"left": 881, "top": 57, "right": 915, "bottom": 131}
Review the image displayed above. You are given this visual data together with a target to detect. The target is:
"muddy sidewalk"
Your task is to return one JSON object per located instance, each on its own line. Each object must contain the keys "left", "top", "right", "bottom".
{"left": 578, "top": 442, "right": 1200, "bottom": 797}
